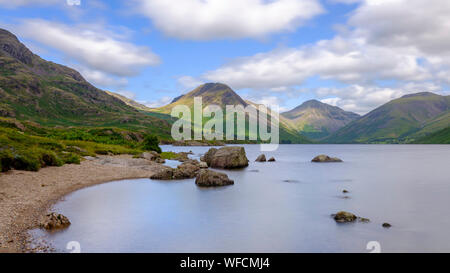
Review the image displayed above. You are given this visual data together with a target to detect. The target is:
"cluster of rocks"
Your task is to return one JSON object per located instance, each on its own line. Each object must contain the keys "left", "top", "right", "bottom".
{"left": 255, "top": 154, "right": 276, "bottom": 162}
{"left": 150, "top": 159, "right": 205, "bottom": 180}
{"left": 40, "top": 213, "right": 71, "bottom": 230}
{"left": 139, "top": 151, "right": 166, "bottom": 164}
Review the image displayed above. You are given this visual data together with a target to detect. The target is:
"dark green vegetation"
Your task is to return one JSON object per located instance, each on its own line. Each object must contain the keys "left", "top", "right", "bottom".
{"left": 0, "top": 118, "right": 162, "bottom": 172}
{"left": 0, "top": 28, "right": 172, "bottom": 139}
{"left": 326, "top": 92, "right": 450, "bottom": 143}
{"left": 413, "top": 127, "right": 450, "bottom": 144}
{"left": 281, "top": 100, "right": 360, "bottom": 140}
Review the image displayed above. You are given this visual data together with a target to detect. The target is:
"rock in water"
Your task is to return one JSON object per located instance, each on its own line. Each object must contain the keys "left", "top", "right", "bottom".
{"left": 382, "top": 223, "right": 392, "bottom": 228}
{"left": 255, "top": 154, "right": 267, "bottom": 162}
{"left": 208, "top": 147, "right": 249, "bottom": 169}
{"left": 150, "top": 167, "right": 174, "bottom": 180}
{"left": 312, "top": 155, "right": 343, "bottom": 163}
{"left": 199, "top": 162, "right": 208, "bottom": 168}
{"left": 173, "top": 163, "right": 200, "bottom": 179}
{"left": 268, "top": 157, "right": 276, "bottom": 162}
{"left": 201, "top": 148, "right": 218, "bottom": 166}
{"left": 195, "top": 170, "right": 234, "bottom": 187}
{"left": 40, "top": 213, "right": 71, "bottom": 230}
{"left": 333, "top": 211, "right": 357, "bottom": 223}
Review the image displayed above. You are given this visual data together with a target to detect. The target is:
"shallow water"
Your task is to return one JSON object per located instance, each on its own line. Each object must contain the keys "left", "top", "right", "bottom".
{"left": 31, "top": 144, "right": 450, "bottom": 253}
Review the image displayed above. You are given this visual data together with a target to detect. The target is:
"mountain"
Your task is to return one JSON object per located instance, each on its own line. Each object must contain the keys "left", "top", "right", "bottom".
{"left": 326, "top": 92, "right": 450, "bottom": 143}
{"left": 281, "top": 100, "right": 360, "bottom": 140}
{"left": 151, "top": 83, "right": 312, "bottom": 143}
{"left": 0, "top": 28, "right": 172, "bottom": 138}
{"left": 153, "top": 83, "right": 248, "bottom": 114}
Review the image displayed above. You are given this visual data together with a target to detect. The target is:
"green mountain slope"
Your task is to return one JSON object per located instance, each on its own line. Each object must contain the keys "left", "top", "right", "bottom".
{"left": 281, "top": 100, "right": 360, "bottom": 140}
{"left": 326, "top": 92, "right": 450, "bottom": 143}
{"left": 151, "top": 83, "right": 312, "bottom": 143}
{"left": 413, "top": 127, "right": 450, "bottom": 144}
{"left": 0, "top": 28, "right": 172, "bottom": 139}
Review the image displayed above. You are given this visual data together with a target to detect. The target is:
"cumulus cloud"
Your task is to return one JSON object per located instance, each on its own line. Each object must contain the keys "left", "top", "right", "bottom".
{"left": 74, "top": 65, "right": 128, "bottom": 89}
{"left": 177, "top": 76, "right": 204, "bottom": 90}
{"left": 140, "top": 96, "right": 173, "bottom": 108}
{"left": 12, "top": 19, "right": 160, "bottom": 77}
{"left": 317, "top": 82, "right": 443, "bottom": 114}
{"left": 203, "top": 36, "right": 430, "bottom": 89}
{"left": 134, "top": 0, "right": 324, "bottom": 40}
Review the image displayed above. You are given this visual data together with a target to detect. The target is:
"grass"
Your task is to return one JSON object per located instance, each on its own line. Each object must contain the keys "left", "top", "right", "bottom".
{"left": 0, "top": 118, "right": 162, "bottom": 173}
{"left": 160, "top": 152, "right": 178, "bottom": 160}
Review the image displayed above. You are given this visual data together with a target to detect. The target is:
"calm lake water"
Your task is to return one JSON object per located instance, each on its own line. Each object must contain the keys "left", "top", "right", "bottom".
{"left": 31, "top": 144, "right": 450, "bottom": 253}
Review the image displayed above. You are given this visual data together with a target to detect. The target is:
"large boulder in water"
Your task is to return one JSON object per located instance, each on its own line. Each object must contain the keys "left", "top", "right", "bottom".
{"left": 40, "top": 213, "right": 71, "bottom": 230}
{"left": 312, "top": 155, "right": 343, "bottom": 163}
{"left": 195, "top": 170, "right": 234, "bottom": 187}
{"left": 255, "top": 154, "right": 267, "bottom": 162}
{"left": 207, "top": 147, "right": 249, "bottom": 169}
{"left": 333, "top": 211, "right": 357, "bottom": 223}
{"left": 201, "top": 148, "right": 218, "bottom": 166}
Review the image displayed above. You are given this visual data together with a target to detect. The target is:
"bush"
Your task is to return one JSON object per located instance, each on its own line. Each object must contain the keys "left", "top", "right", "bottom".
{"left": 0, "top": 149, "right": 14, "bottom": 172}
{"left": 141, "top": 135, "right": 161, "bottom": 153}
{"left": 12, "top": 152, "right": 41, "bottom": 171}
{"left": 61, "top": 153, "right": 81, "bottom": 164}
{"left": 41, "top": 151, "right": 63, "bottom": 167}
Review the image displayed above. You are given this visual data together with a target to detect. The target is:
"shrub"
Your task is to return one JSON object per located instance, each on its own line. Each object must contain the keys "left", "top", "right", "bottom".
{"left": 41, "top": 151, "right": 63, "bottom": 167}
{"left": 12, "top": 151, "right": 41, "bottom": 171}
{"left": 61, "top": 153, "right": 81, "bottom": 164}
{"left": 141, "top": 135, "right": 161, "bottom": 153}
{"left": 0, "top": 149, "right": 14, "bottom": 172}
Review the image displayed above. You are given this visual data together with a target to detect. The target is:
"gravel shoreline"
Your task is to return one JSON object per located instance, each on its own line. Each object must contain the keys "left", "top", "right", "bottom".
{"left": 0, "top": 155, "right": 162, "bottom": 253}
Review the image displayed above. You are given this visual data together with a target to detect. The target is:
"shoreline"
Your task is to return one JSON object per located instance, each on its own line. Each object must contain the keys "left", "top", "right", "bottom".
{"left": 0, "top": 155, "right": 162, "bottom": 253}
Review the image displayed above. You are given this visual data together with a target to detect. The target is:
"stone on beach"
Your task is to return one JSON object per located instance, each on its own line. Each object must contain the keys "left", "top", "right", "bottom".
{"left": 312, "top": 155, "right": 343, "bottom": 163}
{"left": 255, "top": 154, "right": 267, "bottom": 162}
{"left": 195, "top": 170, "right": 234, "bottom": 187}
{"left": 40, "top": 213, "right": 71, "bottom": 230}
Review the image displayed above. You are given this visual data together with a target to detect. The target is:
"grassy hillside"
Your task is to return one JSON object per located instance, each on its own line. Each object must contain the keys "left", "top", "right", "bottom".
{"left": 413, "top": 127, "right": 450, "bottom": 144}
{"left": 326, "top": 92, "right": 450, "bottom": 143}
{"left": 281, "top": 100, "right": 360, "bottom": 140}
{"left": 0, "top": 117, "right": 161, "bottom": 172}
{"left": 0, "top": 28, "right": 172, "bottom": 139}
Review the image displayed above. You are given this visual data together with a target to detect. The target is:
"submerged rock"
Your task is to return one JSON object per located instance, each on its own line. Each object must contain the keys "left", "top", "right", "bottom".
{"left": 255, "top": 154, "right": 267, "bottom": 162}
{"left": 333, "top": 211, "right": 357, "bottom": 223}
{"left": 40, "top": 213, "right": 71, "bottom": 230}
{"left": 206, "top": 146, "right": 249, "bottom": 169}
{"left": 268, "top": 157, "right": 276, "bottom": 162}
{"left": 332, "top": 211, "right": 370, "bottom": 223}
{"left": 195, "top": 170, "right": 234, "bottom": 187}
{"left": 312, "top": 155, "right": 343, "bottom": 163}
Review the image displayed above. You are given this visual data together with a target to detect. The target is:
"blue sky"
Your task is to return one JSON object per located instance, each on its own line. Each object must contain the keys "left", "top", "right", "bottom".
{"left": 0, "top": 0, "right": 448, "bottom": 114}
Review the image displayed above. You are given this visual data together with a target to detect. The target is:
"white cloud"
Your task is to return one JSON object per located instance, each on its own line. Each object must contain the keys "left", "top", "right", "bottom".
{"left": 316, "top": 82, "right": 443, "bottom": 114}
{"left": 12, "top": 19, "right": 160, "bottom": 77}
{"left": 140, "top": 96, "right": 172, "bottom": 108}
{"left": 115, "top": 90, "right": 136, "bottom": 100}
{"left": 177, "top": 76, "right": 204, "bottom": 90}
{"left": 74, "top": 65, "right": 128, "bottom": 89}
{"left": 134, "top": 0, "right": 324, "bottom": 40}
{"left": 203, "top": 36, "right": 430, "bottom": 89}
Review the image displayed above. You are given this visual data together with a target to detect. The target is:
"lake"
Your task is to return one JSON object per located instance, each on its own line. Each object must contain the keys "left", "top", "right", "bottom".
{"left": 30, "top": 144, "right": 450, "bottom": 253}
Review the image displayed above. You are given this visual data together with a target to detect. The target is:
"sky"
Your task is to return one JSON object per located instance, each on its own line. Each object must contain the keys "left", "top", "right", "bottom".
{"left": 0, "top": 0, "right": 449, "bottom": 114}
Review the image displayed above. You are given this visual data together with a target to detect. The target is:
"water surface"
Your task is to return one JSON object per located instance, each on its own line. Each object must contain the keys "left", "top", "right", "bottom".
{"left": 31, "top": 144, "right": 450, "bottom": 253}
